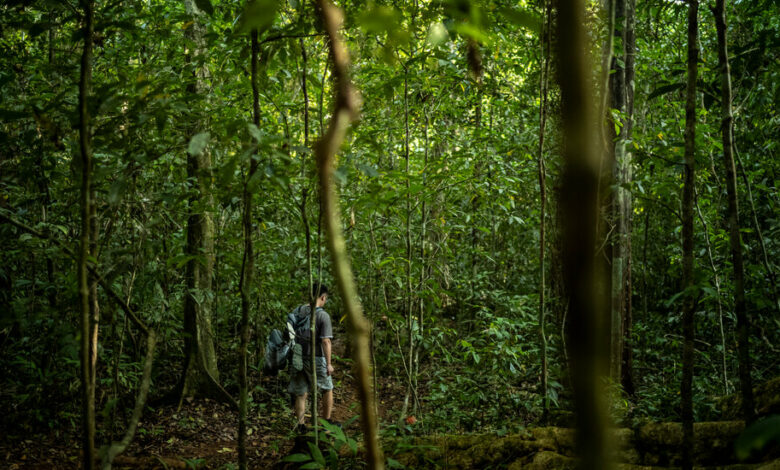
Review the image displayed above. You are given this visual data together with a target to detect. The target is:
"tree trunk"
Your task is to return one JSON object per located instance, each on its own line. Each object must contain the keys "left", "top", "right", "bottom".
{"left": 621, "top": 0, "right": 636, "bottom": 397}
{"left": 537, "top": 0, "right": 552, "bottom": 418}
{"left": 606, "top": 0, "right": 635, "bottom": 396}
{"left": 681, "top": 2, "right": 699, "bottom": 469}
{"left": 713, "top": 0, "right": 755, "bottom": 424}
{"left": 607, "top": 0, "right": 627, "bottom": 388}
{"left": 555, "top": 0, "right": 611, "bottom": 467}
{"left": 238, "top": 28, "right": 261, "bottom": 470}
{"left": 313, "top": 1, "right": 383, "bottom": 467}
{"left": 78, "top": 0, "right": 96, "bottom": 467}
{"left": 401, "top": 69, "right": 418, "bottom": 420}
{"left": 694, "top": 188, "right": 729, "bottom": 395}
{"left": 179, "top": 0, "right": 222, "bottom": 402}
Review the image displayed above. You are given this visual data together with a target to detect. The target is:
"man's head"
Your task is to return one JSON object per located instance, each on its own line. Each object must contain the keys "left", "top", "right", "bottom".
{"left": 311, "top": 282, "right": 329, "bottom": 307}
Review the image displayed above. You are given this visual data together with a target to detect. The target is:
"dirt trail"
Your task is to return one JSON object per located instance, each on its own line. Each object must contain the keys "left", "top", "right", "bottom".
{"left": 1, "top": 338, "right": 401, "bottom": 469}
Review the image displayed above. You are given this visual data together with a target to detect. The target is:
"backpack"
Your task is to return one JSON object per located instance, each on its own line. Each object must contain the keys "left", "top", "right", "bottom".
{"left": 262, "top": 305, "right": 315, "bottom": 376}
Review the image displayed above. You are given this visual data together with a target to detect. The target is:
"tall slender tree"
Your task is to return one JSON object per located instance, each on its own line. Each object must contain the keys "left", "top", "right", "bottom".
{"left": 713, "top": 0, "right": 755, "bottom": 424}
{"left": 681, "top": 1, "right": 699, "bottom": 469}
{"left": 237, "top": 26, "right": 261, "bottom": 470}
{"left": 77, "top": 0, "right": 96, "bottom": 467}
{"left": 537, "top": 0, "right": 552, "bottom": 417}
{"left": 607, "top": 0, "right": 628, "bottom": 386}
{"left": 621, "top": 0, "right": 636, "bottom": 396}
{"left": 607, "top": 0, "right": 636, "bottom": 395}
{"left": 179, "top": 0, "right": 225, "bottom": 403}
{"left": 314, "top": 0, "right": 383, "bottom": 467}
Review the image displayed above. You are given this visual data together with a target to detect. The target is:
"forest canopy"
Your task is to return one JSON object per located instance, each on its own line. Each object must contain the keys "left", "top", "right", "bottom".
{"left": 1, "top": 0, "right": 779, "bottom": 468}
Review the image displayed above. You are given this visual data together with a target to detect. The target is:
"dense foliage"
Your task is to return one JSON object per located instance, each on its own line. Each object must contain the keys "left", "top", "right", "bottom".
{"left": 0, "top": 0, "right": 778, "bottom": 466}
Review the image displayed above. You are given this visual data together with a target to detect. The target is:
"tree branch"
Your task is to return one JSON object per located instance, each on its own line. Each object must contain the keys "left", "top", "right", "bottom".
{"left": 312, "top": 1, "right": 384, "bottom": 468}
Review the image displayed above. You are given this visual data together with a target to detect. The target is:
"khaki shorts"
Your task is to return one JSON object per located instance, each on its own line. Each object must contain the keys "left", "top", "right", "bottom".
{"left": 288, "top": 356, "right": 333, "bottom": 396}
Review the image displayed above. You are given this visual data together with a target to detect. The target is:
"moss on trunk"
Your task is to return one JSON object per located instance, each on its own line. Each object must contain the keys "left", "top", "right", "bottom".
{"left": 720, "top": 377, "right": 780, "bottom": 421}
{"left": 390, "top": 420, "right": 774, "bottom": 469}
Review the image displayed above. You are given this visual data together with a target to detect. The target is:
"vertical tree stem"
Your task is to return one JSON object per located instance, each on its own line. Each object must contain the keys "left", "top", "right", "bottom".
{"left": 237, "top": 28, "right": 261, "bottom": 470}
{"left": 313, "top": 1, "right": 383, "bottom": 468}
{"left": 555, "top": 0, "right": 611, "bottom": 467}
{"left": 681, "top": 2, "right": 699, "bottom": 468}
{"left": 78, "top": 0, "right": 96, "bottom": 467}
{"left": 537, "top": 0, "right": 551, "bottom": 418}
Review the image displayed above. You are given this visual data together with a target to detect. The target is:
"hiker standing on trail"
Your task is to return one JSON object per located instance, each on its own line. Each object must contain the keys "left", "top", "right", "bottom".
{"left": 288, "top": 282, "right": 335, "bottom": 432}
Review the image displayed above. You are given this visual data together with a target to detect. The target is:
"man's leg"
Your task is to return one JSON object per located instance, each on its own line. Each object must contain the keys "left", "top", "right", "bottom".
{"left": 294, "top": 393, "right": 308, "bottom": 424}
{"left": 321, "top": 389, "right": 333, "bottom": 421}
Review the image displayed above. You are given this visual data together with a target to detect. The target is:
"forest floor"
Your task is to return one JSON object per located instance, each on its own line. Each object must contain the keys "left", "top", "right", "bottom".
{"left": 1, "top": 338, "right": 406, "bottom": 469}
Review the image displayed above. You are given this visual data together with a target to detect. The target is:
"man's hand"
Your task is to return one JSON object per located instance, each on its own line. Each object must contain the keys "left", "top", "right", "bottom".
{"left": 327, "top": 364, "right": 334, "bottom": 376}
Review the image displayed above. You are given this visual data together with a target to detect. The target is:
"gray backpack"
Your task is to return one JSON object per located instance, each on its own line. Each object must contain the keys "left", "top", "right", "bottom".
{"left": 262, "top": 305, "right": 314, "bottom": 375}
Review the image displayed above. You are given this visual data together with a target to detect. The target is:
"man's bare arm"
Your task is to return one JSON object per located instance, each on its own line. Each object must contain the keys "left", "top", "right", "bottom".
{"left": 322, "top": 338, "right": 334, "bottom": 375}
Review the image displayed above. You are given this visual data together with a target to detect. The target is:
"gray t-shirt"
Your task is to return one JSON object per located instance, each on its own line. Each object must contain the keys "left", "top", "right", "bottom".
{"left": 293, "top": 305, "right": 333, "bottom": 357}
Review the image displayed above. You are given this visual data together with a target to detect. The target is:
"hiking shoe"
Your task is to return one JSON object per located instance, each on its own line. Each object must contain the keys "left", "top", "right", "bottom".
{"left": 295, "top": 423, "right": 308, "bottom": 435}
{"left": 292, "top": 343, "right": 303, "bottom": 372}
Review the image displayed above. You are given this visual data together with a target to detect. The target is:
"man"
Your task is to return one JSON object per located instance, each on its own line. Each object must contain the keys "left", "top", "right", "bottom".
{"left": 288, "top": 282, "right": 335, "bottom": 432}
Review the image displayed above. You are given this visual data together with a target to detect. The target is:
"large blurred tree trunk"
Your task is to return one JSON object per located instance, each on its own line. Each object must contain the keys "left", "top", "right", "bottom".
{"left": 179, "top": 0, "right": 220, "bottom": 400}
{"left": 713, "top": 0, "right": 755, "bottom": 424}
{"left": 555, "top": 0, "right": 611, "bottom": 467}
{"left": 681, "top": 1, "right": 699, "bottom": 469}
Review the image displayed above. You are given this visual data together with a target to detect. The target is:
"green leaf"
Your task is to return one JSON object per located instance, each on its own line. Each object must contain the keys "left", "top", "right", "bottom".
{"left": 498, "top": 7, "right": 542, "bottom": 34}
{"left": 239, "top": 0, "right": 280, "bottom": 34}
{"left": 299, "top": 462, "right": 322, "bottom": 470}
{"left": 108, "top": 178, "right": 127, "bottom": 206}
{"left": 426, "top": 22, "right": 449, "bottom": 46}
{"left": 248, "top": 123, "right": 263, "bottom": 142}
{"left": 307, "top": 442, "right": 325, "bottom": 466}
{"left": 281, "top": 453, "right": 311, "bottom": 463}
{"left": 452, "top": 23, "right": 490, "bottom": 44}
{"left": 735, "top": 416, "right": 780, "bottom": 461}
{"left": 188, "top": 132, "right": 210, "bottom": 156}
{"left": 347, "top": 437, "right": 358, "bottom": 454}
{"left": 194, "top": 0, "right": 214, "bottom": 16}
{"left": 387, "top": 458, "right": 405, "bottom": 469}
{"left": 648, "top": 83, "right": 685, "bottom": 100}
{"left": 357, "top": 163, "right": 379, "bottom": 177}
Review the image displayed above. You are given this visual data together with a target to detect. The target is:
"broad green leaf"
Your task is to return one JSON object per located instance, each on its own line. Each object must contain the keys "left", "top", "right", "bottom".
{"left": 239, "top": 0, "right": 280, "bottom": 34}
{"left": 307, "top": 442, "right": 325, "bottom": 466}
{"left": 387, "top": 458, "right": 405, "bottom": 468}
{"left": 188, "top": 132, "right": 210, "bottom": 156}
{"left": 735, "top": 416, "right": 780, "bottom": 461}
{"left": 248, "top": 123, "right": 263, "bottom": 142}
{"left": 498, "top": 7, "right": 542, "bottom": 34}
{"left": 281, "top": 453, "right": 310, "bottom": 463}
{"left": 426, "top": 22, "right": 449, "bottom": 46}
{"left": 648, "top": 83, "right": 685, "bottom": 100}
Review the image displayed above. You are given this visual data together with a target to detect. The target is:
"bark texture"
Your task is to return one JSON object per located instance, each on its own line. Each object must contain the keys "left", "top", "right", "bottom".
{"left": 77, "top": 0, "right": 96, "bottom": 466}
{"left": 180, "top": 0, "right": 222, "bottom": 402}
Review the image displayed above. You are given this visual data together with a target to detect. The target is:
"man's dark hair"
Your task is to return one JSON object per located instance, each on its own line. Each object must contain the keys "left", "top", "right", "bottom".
{"left": 311, "top": 282, "right": 328, "bottom": 299}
